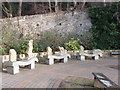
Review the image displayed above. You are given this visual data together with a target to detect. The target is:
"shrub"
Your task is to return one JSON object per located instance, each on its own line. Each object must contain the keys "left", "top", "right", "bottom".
{"left": 65, "top": 38, "right": 80, "bottom": 50}
{"left": 1, "top": 19, "right": 31, "bottom": 55}
{"left": 0, "top": 46, "right": 8, "bottom": 55}
{"left": 88, "top": 2, "right": 120, "bottom": 49}
{"left": 12, "top": 38, "right": 29, "bottom": 54}
{"left": 33, "top": 30, "right": 66, "bottom": 52}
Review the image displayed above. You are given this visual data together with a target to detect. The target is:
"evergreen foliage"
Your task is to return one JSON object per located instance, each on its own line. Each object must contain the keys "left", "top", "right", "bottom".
{"left": 88, "top": 2, "right": 120, "bottom": 49}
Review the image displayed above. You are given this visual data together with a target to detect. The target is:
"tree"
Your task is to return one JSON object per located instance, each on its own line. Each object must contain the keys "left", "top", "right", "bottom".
{"left": 81, "top": 0, "right": 86, "bottom": 10}
{"left": 55, "top": 0, "right": 59, "bottom": 12}
{"left": 33, "top": 2, "right": 37, "bottom": 14}
{"left": 73, "top": 0, "right": 77, "bottom": 9}
{"left": 18, "top": 0, "right": 22, "bottom": 16}
{"left": 67, "top": 2, "right": 69, "bottom": 11}
{"left": 48, "top": 0, "right": 52, "bottom": 12}
{"left": 2, "top": 2, "right": 13, "bottom": 18}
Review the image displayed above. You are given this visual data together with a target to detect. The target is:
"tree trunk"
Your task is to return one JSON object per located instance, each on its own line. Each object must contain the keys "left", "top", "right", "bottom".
{"left": 2, "top": 2, "right": 13, "bottom": 18}
{"left": 103, "top": 0, "right": 106, "bottom": 7}
{"left": 55, "top": 0, "right": 58, "bottom": 12}
{"left": 48, "top": 0, "right": 52, "bottom": 12}
{"left": 67, "top": 2, "right": 69, "bottom": 11}
{"left": 73, "top": 0, "right": 77, "bottom": 9}
{"left": 81, "top": 0, "right": 86, "bottom": 10}
{"left": 34, "top": 2, "right": 37, "bottom": 14}
{"left": 59, "top": 2, "right": 62, "bottom": 11}
{"left": 18, "top": 0, "right": 22, "bottom": 16}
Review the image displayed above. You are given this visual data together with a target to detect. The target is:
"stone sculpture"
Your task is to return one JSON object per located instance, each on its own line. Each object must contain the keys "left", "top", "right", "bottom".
{"left": 26, "top": 40, "right": 34, "bottom": 59}
{"left": 9, "top": 49, "right": 17, "bottom": 62}
{"left": 80, "top": 45, "right": 84, "bottom": 52}
{"left": 58, "top": 46, "right": 67, "bottom": 54}
{"left": 47, "top": 46, "right": 53, "bottom": 56}
{"left": 19, "top": 54, "right": 26, "bottom": 60}
{"left": 93, "top": 49, "right": 103, "bottom": 57}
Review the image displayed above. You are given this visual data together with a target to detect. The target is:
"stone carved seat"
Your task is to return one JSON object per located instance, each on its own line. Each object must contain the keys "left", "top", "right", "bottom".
{"left": 92, "top": 49, "right": 103, "bottom": 57}
{"left": 79, "top": 53, "right": 99, "bottom": 61}
{"left": 2, "top": 40, "right": 38, "bottom": 74}
{"left": 58, "top": 46, "right": 71, "bottom": 58}
{"left": 18, "top": 40, "right": 38, "bottom": 60}
{"left": 75, "top": 45, "right": 100, "bottom": 60}
{"left": 4, "top": 58, "right": 38, "bottom": 74}
{"left": 47, "top": 46, "right": 70, "bottom": 65}
{"left": 2, "top": 49, "right": 17, "bottom": 68}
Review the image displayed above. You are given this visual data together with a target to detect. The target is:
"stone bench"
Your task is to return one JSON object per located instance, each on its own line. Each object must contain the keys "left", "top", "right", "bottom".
{"left": 92, "top": 72, "right": 119, "bottom": 88}
{"left": 111, "top": 52, "right": 120, "bottom": 55}
{"left": 4, "top": 58, "right": 38, "bottom": 74}
{"left": 79, "top": 53, "right": 99, "bottom": 61}
{"left": 48, "top": 54, "right": 69, "bottom": 65}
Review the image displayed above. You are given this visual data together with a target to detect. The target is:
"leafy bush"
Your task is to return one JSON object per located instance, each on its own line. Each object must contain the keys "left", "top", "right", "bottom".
{"left": 1, "top": 19, "right": 31, "bottom": 55}
{"left": 65, "top": 38, "right": 80, "bottom": 50}
{"left": 33, "top": 30, "right": 66, "bottom": 52}
{"left": 88, "top": 2, "right": 120, "bottom": 49}
{"left": 0, "top": 46, "right": 8, "bottom": 55}
{"left": 12, "top": 38, "right": 29, "bottom": 54}
{"left": 1, "top": 38, "right": 29, "bottom": 55}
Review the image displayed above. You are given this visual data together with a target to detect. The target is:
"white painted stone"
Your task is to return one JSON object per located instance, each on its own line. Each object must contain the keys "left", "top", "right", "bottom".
{"left": 80, "top": 55, "right": 85, "bottom": 61}
{"left": 28, "top": 62, "right": 35, "bottom": 69}
{"left": 19, "top": 54, "right": 26, "bottom": 60}
{"left": 26, "top": 40, "right": 34, "bottom": 59}
{"left": 9, "top": 49, "right": 17, "bottom": 62}
{"left": 7, "top": 65, "right": 19, "bottom": 74}
{"left": 47, "top": 46, "right": 53, "bottom": 56}
{"left": 48, "top": 58, "right": 54, "bottom": 65}
{"left": 1, "top": 55, "right": 9, "bottom": 63}
{"left": 94, "top": 55, "right": 99, "bottom": 60}
{"left": 6, "top": 57, "right": 38, "bottom": 74}
{"left": 80, "top": 45, "right": 84, "bottom": 52}
{"left": 63, "top": 57, "right": 68, "bottom": 63}
{"left": 59, "top": 46, "right": 65, "bottom": 54}
{"left": 93, "top": 49, "right": 103, "bottom": 57}
{"left": 48, "top": 55, "right": 68, "bottom": 65}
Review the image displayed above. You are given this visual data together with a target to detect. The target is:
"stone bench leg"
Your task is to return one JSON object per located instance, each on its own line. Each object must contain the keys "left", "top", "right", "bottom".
{"left": 63, "top": 57, "right": 68, "bottom": 63}
{"left": 94, "top": 55, "right": 99, "bottom": 60}
{"left": 28, "top": 62, "right": 35, "bottom": 69}
{"left": 49, "top": 58, "right": 54, "bottom": 65}
{"left": 80, "top": 55, "right": 85, "bottom": 61}
{"left": 7, "top": 65, "right": 19, "bottom": 74}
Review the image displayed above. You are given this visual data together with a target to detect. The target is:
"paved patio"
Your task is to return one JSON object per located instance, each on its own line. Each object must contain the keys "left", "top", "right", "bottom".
{"left": 1, "top": 56, "right": 118, "bottom": 88}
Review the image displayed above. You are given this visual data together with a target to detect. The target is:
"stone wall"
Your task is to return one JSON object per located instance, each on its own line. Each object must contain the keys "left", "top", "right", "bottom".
{"left": 0, "top": 11, "right": 92, "bottom": 38}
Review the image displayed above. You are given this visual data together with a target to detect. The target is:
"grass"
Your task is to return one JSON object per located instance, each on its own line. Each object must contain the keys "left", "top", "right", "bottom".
{"left": 59, "top": 76, "right": 102, "bottom": 89}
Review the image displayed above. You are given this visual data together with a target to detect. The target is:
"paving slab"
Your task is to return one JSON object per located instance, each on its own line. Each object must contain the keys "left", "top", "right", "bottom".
{"left": 1, "top": 57, "right": 119, "bottom": 88}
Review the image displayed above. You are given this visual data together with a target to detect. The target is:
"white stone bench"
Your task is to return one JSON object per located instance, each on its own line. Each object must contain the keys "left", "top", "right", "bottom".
{"left": 4, "top": 58, "right": 38, "bottom": 74}
{"left": 48, "top": 54, "right": 69, "bottom": 65}
{"left": 111, "top": 52, "right": 120, "bottom": 55}
{"left": 79, "top": 53, "right": 99, "bottom": 61}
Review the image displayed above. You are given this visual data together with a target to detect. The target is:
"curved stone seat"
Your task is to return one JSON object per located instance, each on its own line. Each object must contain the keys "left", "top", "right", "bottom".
{"left": 5, "top": 58, "right": 38, "bottom": 74}
{"left": 48, "top": 54, "right": 70, "bottom": 65}
{"left": 77, "top": 52, "right": 99, "bottom": 61}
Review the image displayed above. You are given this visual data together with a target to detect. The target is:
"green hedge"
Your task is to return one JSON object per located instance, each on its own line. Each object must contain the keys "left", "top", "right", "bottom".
{"left": 88, "top": 2, "right": 120, "bottom": 49}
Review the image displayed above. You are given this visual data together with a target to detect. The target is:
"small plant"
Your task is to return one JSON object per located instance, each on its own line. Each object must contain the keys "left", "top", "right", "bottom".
{"left": 0, "top": 46, "right": 7, "bottom": 55}
{"left": 65, "top": 38, "right": 80, "bottom": 51}
{"left": 15, "top": 38, "right": 29, "bottom": 54}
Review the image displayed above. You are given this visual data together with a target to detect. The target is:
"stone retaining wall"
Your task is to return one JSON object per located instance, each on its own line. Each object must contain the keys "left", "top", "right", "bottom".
{"left": 1, "top": 11, "right": 92, "bottom": 38}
